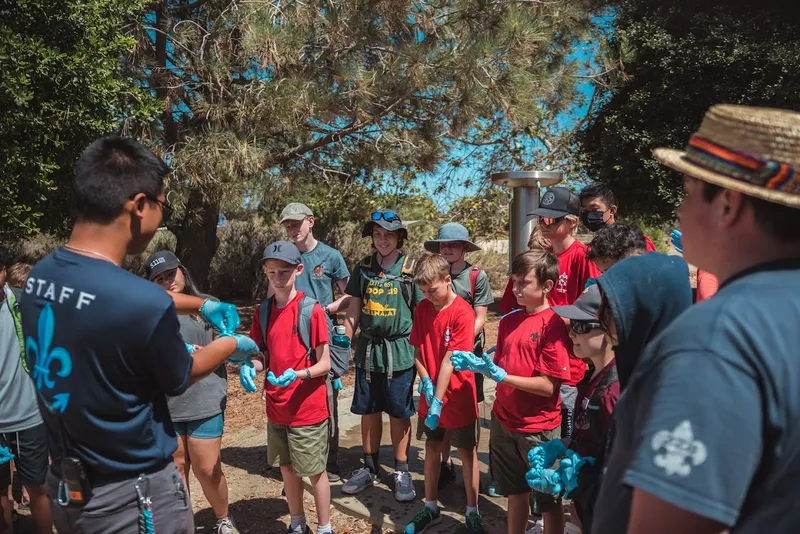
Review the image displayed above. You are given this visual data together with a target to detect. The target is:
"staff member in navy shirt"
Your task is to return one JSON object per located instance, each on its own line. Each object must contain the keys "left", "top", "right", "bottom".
{"left": 592, "top": 105, "right": 800, "bottom": 534}
{"left": 20, "top": 136, "right": 259, "bottom": 534}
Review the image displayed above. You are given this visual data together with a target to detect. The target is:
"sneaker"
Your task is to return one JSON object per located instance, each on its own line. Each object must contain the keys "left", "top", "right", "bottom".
{"left": 465, "top": 511, "right": 485, "bottom": 534}
{"left": 216, "top": 517, "right": 240, "bottom": 534}
{"left": 286, "top": 526, "right": 313, "bottom": 534}
{"left": 526, "top": 519, "right": 543, "bottom": 534}
{"left": 341, "top": 467, "right": 377, "bottom": 495}
{"left": 327, "top": 470, "right": 341, "bottom": 483}
{"left": 404, "top": 506, "right": 441, "bottom": 534}
{"left": 394, "top": 470, "right": 416, "bottom": 502}
{"left": 487, "top": 484, "right": 501, "bottom": 498}
{"left": 437, "top": 460, "right": 456, "bottom": 489}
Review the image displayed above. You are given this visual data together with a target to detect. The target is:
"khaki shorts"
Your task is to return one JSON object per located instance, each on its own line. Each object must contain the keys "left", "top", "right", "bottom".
{"left": 490, "top": 417, "right": 561, "bottom": 511}
{"left": 267, "top": 420, "right": 329, "bottom": 477}
{"left": 416, "top": 418, "right": 479, "bottom": 449}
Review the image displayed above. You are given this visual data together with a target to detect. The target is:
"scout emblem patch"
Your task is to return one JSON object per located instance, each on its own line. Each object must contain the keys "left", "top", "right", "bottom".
{"left": 314, "top": 265, "right": 324, "bottom": 276}
{"left": 444, "top": 326, "right": 451, "bottom": 348}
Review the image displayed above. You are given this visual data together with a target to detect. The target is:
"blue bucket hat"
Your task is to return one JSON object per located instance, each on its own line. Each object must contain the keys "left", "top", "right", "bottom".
{"left": 424, "top": 223, "right": 481, "bottom": 252}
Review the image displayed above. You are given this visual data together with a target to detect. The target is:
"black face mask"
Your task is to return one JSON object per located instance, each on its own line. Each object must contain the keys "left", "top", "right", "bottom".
{"left": 581, "top": 210, "right": 608, "bottom": 232}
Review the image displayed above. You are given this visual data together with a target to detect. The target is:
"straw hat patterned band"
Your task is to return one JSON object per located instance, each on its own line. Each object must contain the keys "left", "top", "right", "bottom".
{"left": 653, "top": 105, "right": 800, "bottom": 208}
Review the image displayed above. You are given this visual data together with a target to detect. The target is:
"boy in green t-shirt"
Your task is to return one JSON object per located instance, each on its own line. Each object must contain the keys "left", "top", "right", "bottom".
{"left": 342, "top": 209, "right": 423, "bottom": 503}
{"left": 423, "top": 223, "right": 493, "bottom": 488}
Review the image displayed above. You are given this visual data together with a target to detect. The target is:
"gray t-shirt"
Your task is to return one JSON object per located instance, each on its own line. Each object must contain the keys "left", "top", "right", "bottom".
{"left": 593, "top": 260, "right": 800, "bottom": 533}
{"left": 295, "top": 241, "right": 349, "bottom": 307}
{"left": 0, "top": 288, "right": 42, "bottom": 432}
{"left": 166, "top": 314, "right": 227, "bottom": 422}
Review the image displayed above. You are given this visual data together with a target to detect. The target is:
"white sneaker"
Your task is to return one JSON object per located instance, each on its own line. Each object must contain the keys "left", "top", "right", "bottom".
{"left": 393, "top": 470, "right": 416, "bottom": 502}
{"left": 526, "top": 519, "right": 544, "bottom": 534}
{"left": 341, "top": 468, "right": 376, "bottom": 495}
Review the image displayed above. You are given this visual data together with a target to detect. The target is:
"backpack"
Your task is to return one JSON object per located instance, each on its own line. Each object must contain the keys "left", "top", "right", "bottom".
{"left": 359, "top": 254, "right": 417, "bottom": 311}
{"left": 258, "top": 295, "right": 350, "bottom": 379}
{"left": 467, "top": 266, "right": 483, "bottom": 306}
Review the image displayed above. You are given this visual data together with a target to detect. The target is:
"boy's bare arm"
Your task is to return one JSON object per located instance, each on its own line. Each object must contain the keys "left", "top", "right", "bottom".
{"left": 434, "top": 350, "right": 457, "bottom": 400}
{"left": 326, "top": 278, "right": 352, "bottom": 314}
{"left": 305, "top": 343, "right": 332, "bottom": 380}
{"left": 345, "top": 295, "right": 361, "bottom": 339}
{"left": 168, "top": 291, "right": 205, "bottom": 314}
{"left": 473, "top": 305, "right": 488, "bottom": 338}
{"left": 414, "top": 347, "right": 430, "bottom": 380}
{"left": 502, "top": 373, "right": 559, "bottom": 397}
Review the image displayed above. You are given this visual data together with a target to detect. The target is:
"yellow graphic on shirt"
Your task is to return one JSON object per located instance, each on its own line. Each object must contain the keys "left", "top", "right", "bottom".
{"left": 362, "top": 299, "right": 397, "bottom": 317}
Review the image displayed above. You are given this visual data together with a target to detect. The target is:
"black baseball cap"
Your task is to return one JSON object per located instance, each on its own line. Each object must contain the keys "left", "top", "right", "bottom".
{"left": 533, "top": 186, "right": 581, "bottom": 218}
{"left": 552, "top": 284, "right": 602, "bottom": 321}
{"left": 145, "top": 250, "right": 181, "bottom": 280}
{"left": 261, "top": 241, "right": 303, "bottom": 265}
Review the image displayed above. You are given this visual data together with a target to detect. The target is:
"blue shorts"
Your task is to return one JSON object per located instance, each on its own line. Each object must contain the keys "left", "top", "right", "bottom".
{"left": 351, "top": 367, "right": 416, "bottom": 419}
{"left": 174, "top": 413, "right": 224, "bottom": 439}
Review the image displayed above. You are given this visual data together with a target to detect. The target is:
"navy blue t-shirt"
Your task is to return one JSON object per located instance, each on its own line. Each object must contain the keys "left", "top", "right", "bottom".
{"left": 593, "top": 259, "right": 800, "bottom": 533}
{"left": 20, "top": 249, "right": 192, "bottom": 481}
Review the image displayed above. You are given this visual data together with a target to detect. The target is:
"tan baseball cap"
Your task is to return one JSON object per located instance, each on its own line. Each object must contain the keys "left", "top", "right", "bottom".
{"left": 279, "top": 202, "right": 313, "bottom": 223}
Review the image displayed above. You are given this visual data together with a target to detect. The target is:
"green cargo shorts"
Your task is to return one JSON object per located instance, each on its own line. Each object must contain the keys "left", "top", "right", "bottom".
{"left": 489, "top": 417, "right": 561, "bottom": 511}
{"left": 416, "top": 418, "right": 479, "bottom": 449}
{"left": 267, "top": 420, "right": 329, "bottom": 477}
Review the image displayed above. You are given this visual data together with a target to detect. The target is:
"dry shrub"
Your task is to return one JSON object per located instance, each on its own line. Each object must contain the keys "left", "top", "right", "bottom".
{"left": 208, "top": 218, "right": 283, "bottom": 299}
{"left": 5, "top": 233, "right": 63, "bottom": 263}
{"left": 125, "top": 229, "right": 178, "bottom": 277}
{"left": 466, "top": 250, "right": 509, "bottom": 292}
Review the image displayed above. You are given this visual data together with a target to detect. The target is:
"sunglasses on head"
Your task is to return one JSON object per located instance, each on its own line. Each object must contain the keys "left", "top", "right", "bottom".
{"left": 371, "top": 211, "right": 401, "bottom": 223}
{"left": 570, "top": 320, "right": 602, "bottom": 334}
{"left": 540, "top": 216, "right": 565, "bottom": 226}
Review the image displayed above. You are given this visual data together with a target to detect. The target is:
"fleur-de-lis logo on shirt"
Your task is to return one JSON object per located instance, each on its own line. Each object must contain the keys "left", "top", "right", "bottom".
{"left": 26, "top": 303, "right": 72, "bottom": 404}
{"left": 652, "top": 420, "right": 707, "bottom": 476}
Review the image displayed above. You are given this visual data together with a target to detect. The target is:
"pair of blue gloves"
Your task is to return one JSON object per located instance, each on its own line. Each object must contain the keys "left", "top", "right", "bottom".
{"left": 525, "top": 439, "right": 594, "bottom": 498}
{"left": 671, "top": 229, "right": 683, "bottom": 253}
{"left": 194, "top": 300, "right": 260, "bottom": 365}
{"left": 418, "top": 377, "right": 443, "bottom": 430}
{"left": 239, "top": 366, "right": 343, "bottom": 394}
{"left": 451, "top": 350, "right": 508, "bottom": 383}
{"left": 0, "top": 446, "right": 14, "bottom": 465}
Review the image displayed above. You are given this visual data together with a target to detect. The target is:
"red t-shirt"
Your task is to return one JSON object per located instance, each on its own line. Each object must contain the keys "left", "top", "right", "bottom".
{"left": 492, "top": 307, "right": 571, "bottom": 433}
{"left": 249, "top": 291, "right": 329, "bottom": 427}
{"left": 571, "top": 360, "right": 620, "bottom": 458}
{"left": 550, "top": 240, "right": 599, "bottom": 307}
{"left": 644, "top": 235, "right": 657, "bottom": 252}
{"left": 410, "top": 296, "right": 477, "bottom": 428}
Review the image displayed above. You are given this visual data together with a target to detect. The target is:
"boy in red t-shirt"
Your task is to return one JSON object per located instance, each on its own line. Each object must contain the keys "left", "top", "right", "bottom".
{"left": 453, "top": 250, "right": 572, "bottom": 534}
{"left": 405, "top": 253, "right": 482, "bottom": 534}
{"left": 248, "top": 241, "right": 334, "bottom": 534}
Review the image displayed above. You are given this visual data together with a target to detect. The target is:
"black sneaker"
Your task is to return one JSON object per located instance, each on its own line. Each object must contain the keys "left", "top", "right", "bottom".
{"left": 437, "top": 460, "right": 456, "bottom": 489}
{"left": 404, "top": 506, "right": 442, "bottom": 533}
{"left": 465, "top": 511, "right": 485, "bottom": 534}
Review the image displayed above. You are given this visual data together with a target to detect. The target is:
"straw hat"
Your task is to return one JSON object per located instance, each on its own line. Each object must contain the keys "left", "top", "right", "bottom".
{"left": 653, "top": 105, "right": 800, "bottom": 208}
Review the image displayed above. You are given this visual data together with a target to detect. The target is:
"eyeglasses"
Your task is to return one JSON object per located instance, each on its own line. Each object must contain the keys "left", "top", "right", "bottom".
{"left": 145, "top": 195, "right": 173, "bottom": 221}
{"left": 371, "top": 211, "right": 401, "bottom": 223}
{"left": 540, "top": 216, "right": 565, "bottom": 226}
{"left": 570, "top": 320, "right": 602, "bottom": 334}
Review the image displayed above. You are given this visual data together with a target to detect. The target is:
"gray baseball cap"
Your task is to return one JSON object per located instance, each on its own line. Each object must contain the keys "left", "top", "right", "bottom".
{"left": 552, "top": 283, "right": 602, "bottom": 321}
{"left": 145, "top": 250, "right": 181, "bottom": 280}
{"left": 279, "top": 202, "right": 313, "bottom": 224}
{"left": 260, "top": 241, "right": 303, "bottom": 265}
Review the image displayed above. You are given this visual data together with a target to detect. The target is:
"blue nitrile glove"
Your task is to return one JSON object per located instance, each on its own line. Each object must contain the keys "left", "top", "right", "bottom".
{"left": 527, "top": 439, "right": 568, "bottom": 471}
{"left": 200, "top": 300, "right": 241, "bottom": 335}
{"left": 184, "top": 342, "right": 196, "bottom": 354}
{"left": 0, "top": 446, "right": 14, "bottom": 465}
{"left": 225, "top": 334, "right": 259, "bottom": 365}
{"left": 333, "top": 378, "right": 343, "bottom": 391}
{"left": 451, "top": 350, "right": 487, "bottom": 373}
{"left": 424, "top": 396, "right": 443, "bottom": 430}
{"left": 481, "top": 352, "right": 507, "bottom": 382}
{"left": 267, "top": 369, "right": 298, "bottom": 387}
{"left": 556, "top": 450, "right": 595, "bottom": 498}
{"left": 417, "top": 377, "right": 435, "bottom": 406}
{"left": 240, "top": 362, "right": 258, "bottom": 393}
{"left": 526, "top": 465, "right": 563, "bottom": 495}
{"left": 670, "top": 229, "right": 683, "bottom": 253}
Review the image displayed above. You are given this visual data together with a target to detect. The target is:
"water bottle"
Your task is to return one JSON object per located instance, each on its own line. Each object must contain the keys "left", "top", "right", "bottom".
{"left": 332, "top": 325, "right": 351, "bottom": 349}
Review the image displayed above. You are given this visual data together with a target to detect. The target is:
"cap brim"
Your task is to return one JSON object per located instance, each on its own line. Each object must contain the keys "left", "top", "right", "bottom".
{"left": 148, "top": 260, "right": 180, "bottom": 280}
{"left": 551, "top": 304, "right": 596, "bottom": 321}
{"left": 423, "top": 239, "right": 481, "bottom": 252}
{"left": 279, "top": 214, "right": 308, "bottom": 224}
{"left": 653, "top": 147, "right": 800, "bottom": 208}
{"left": 532, "top": 207, "right": 569, "bottom": 218}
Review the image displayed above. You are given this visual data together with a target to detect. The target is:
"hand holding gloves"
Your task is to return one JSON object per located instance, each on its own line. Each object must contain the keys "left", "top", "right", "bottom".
{"left": 451, "top": 351, "right": 507, "bottom": 383}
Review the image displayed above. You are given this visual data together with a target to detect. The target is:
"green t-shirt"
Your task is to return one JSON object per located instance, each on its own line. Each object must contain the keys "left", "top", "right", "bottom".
{"left": 450, "top": 263, "right": 493, "bottom": 353}
{"left": 345, "top": 253, "right": 424, "bottom": 372}
{"left": 294, "top": 241, "right": 349, "bottom": 308}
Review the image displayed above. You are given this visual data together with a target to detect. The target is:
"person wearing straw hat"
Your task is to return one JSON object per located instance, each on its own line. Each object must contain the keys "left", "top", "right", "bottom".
{"left": 423, "top": 223, "right": 493, "bottom": 489}
{"left": 592, "top": 104, "right": 800, "bottom": 534}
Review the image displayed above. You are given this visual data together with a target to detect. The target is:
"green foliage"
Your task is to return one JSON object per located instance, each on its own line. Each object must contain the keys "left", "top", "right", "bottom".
{"left": 447, "top": 188, "right": 510, "bottom": 239}
{"left": 576, "top": 0, "right": 800, "bottom": 221}
{"left": 0, "top": 0, "right": 159, "bottom": 238}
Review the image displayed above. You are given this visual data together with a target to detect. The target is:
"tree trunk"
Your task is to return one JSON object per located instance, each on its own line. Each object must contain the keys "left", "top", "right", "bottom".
{"left": 175, "top": 187, "right": 220, "bottom": 289}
